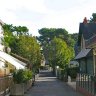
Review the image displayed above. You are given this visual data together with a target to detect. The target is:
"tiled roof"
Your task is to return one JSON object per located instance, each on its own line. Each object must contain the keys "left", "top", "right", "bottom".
{"left": 75, "top": 48, "right": 92, "bottom": 60}
{"left": 78, "top": 23, "right": 96, "bottom": 45}
{"left": 0, "top": 51, "right": 26, "bottom": 69}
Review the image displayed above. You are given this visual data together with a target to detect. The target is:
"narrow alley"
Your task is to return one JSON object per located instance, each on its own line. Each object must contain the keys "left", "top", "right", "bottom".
{"left": 25, "top": 70, "right": 83, "bottom": 96}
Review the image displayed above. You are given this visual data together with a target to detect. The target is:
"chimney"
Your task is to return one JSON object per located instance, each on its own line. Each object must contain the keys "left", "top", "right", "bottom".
{"left": 83, "top": 17, "right": 88, "bottom": 24}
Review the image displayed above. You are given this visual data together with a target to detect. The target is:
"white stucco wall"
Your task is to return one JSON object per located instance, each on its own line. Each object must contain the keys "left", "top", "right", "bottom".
{"left": 0, "top": 57, "right": 5, "bottom": 68}
{"left": 0, "top": 24, "right": 4, "bottom": 40}
{"left": 0, "top": 20, "right": 5, "bottom": 68}
{"left": 0, "top": 21, "right": 4, "bottom": 51}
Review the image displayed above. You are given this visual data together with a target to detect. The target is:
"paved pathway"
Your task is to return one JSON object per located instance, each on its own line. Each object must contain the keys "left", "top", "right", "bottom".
{"left": 25, "top": 70, "right": 83, "bottom": 96}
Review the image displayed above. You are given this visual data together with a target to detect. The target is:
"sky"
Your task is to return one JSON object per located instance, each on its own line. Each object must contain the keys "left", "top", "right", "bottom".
{"left": 0, "top": 0, "right": 96, "bottom": 36}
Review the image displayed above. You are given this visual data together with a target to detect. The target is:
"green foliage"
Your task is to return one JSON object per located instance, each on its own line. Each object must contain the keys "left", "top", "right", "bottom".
{"left": 58, "top": 68, "right": 68, "bottom": 81}
{"left": 2, "top": 24, "right": 15, "bottom": 46}
{"left": 13, "top": 69, "right": 32, "bottom": 84}
{"left": 2, "top": 24, "right": 29, "bottom": 36}
{"left": 37, "top": 28, "right": 78, "bottom": 69}
{"left": 2, "top": 24, "right": 29, "bottom": 47}
{"left": 14, "top": 26, "right": 29, "bottom": 36}
{"left": 48, "top": 37, "right": 73, "bottom": 69}
{"left": 90, "top": 13, "right": 96, "bottom": 22}
{"left": 38, "top": 28, "right": 76, "bottom": 47}
{"left": 15, "top": 36, "right": 42, "bottom": 70}
{"left": 68, "top": 67, "right": 79, "bottom": 79}
{"left": 70, "top": 33, "right": 78, "bottom": 43}
{"left": 60, "top": 69, "right": 66, "bottom": 80}
{"left": 3, "top": 23, "right": 42, "bottom": 71}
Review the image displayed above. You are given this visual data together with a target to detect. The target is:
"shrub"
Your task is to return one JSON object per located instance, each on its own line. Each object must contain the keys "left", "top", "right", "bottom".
{"left": 58, "top": 69, "right": 68, "bottom": 82}
{"left": 68, "top": 67, "right": 79, "bottom": 79}
{"left": 13, "top": 69, "right": 32, "bottom": 84}
{"left": 40, "top": 66, "right": 44, "bottom": 70}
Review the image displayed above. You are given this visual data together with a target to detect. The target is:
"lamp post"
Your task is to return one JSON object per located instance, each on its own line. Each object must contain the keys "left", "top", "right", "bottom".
{"left": 56, "top": 66, "right": 59, "bottom": 77}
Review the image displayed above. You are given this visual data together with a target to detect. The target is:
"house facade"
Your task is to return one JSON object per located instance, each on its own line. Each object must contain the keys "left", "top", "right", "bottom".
{"left": 75, "top": 17, "right": 96, "bottom": 96}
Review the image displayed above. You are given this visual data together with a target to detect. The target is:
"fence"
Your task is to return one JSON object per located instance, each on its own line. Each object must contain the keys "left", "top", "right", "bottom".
{"left": 76, "top": 73, "right": 96, "bottom": 95}
{"left": 0, "top": 75, "right": 13, "bottom": 95}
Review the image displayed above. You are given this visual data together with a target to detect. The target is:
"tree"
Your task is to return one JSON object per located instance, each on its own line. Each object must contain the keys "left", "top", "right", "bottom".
{"left": 38, "top": 28, "right": 77, "bottom": 47}
{"left": 48, "top": 37, "right": 73, "bottom": 69}
{"left": 90, "top": 13, "right": 96, "bottom": 22}
{"left": 2, "top": 24, "right": 16, "bottom": 47}
{"left": 37, "top": 28, "right": 77, "bottom": 68}
{"left": 15, "top": 35, "right": 42, "bottom": 70}
{"left": 13, "top": 26, "right": 29, "bottom": 36}
{"left": 2, "top": 24, "right": 29, "bottom": 50}
{"left": 38, "top": 28, "right": 69, "bottom": 45}
{"left": 3, "top": 23, "right": 42, "bottom": 71}
{"left": 70, "top": 33, "right": 78, "bottom": 42}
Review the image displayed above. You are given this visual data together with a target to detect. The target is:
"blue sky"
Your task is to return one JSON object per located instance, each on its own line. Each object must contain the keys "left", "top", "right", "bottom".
{"left": 0, "top": 0, "right": 96, "bottom": 36}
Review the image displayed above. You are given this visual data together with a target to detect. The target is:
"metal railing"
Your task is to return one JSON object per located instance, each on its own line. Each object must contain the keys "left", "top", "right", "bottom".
{"left": 76, "top": 73, "right": 96, "bottom": 95}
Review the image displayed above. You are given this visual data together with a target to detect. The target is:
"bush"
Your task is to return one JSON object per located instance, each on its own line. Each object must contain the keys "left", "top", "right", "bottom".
{"left": 40, "top": 66, "right": 44, "bottom": 70}
{"left": 13, "top": 69, "right": 32, "bottom": 84}
{"left": 58, "top": 69, "right": 68, "bottom": 82}
{"left": 68, "top": 67, "right": 79, "bottom": 79}
{"left": 60, "top": 69, "right": 65, "bottom": 80}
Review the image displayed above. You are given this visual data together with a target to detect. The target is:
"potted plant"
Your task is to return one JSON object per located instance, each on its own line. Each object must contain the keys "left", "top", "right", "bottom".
{"left": 10, "top": 69, "right": 32, "bottom": 95}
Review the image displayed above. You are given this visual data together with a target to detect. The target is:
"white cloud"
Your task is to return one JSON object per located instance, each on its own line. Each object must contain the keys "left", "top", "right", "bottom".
{"left": 0, "top": 0, "right": 96, "bottom": 35}
{"left": 1, "top": 0, "right": 50, "bottom": 14}
{"left": 40, "top": 0, "right": 96, "bottom": 33}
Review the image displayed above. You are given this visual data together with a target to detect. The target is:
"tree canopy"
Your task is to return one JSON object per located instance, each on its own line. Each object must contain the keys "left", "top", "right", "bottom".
{"left": 15, "top": 36, "right": 42, "bottom": 69}
{"left": 90, "top": 13, "right": 96, "bottom": 22}
{"left": 37, "top": 28, "right": 76, "bottom": 47}
{"left": 37, "top": 28, "right": 78, "bottom": 70}
{"left": 48, "top": 38, "right": 73, "bottom": 68}
{"left": 3, "top": 24, "right": 42, "bottom": 70}
{"left": 2, "top": 24, "right": 29, "bottom": 46}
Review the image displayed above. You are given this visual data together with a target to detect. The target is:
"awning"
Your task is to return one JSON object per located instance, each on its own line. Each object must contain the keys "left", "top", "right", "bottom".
{"left": 75, "top": 49, "right": 92, "bottom": 60}
{"left": 0, "top": 51, "right": 26, "bottom": 69}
